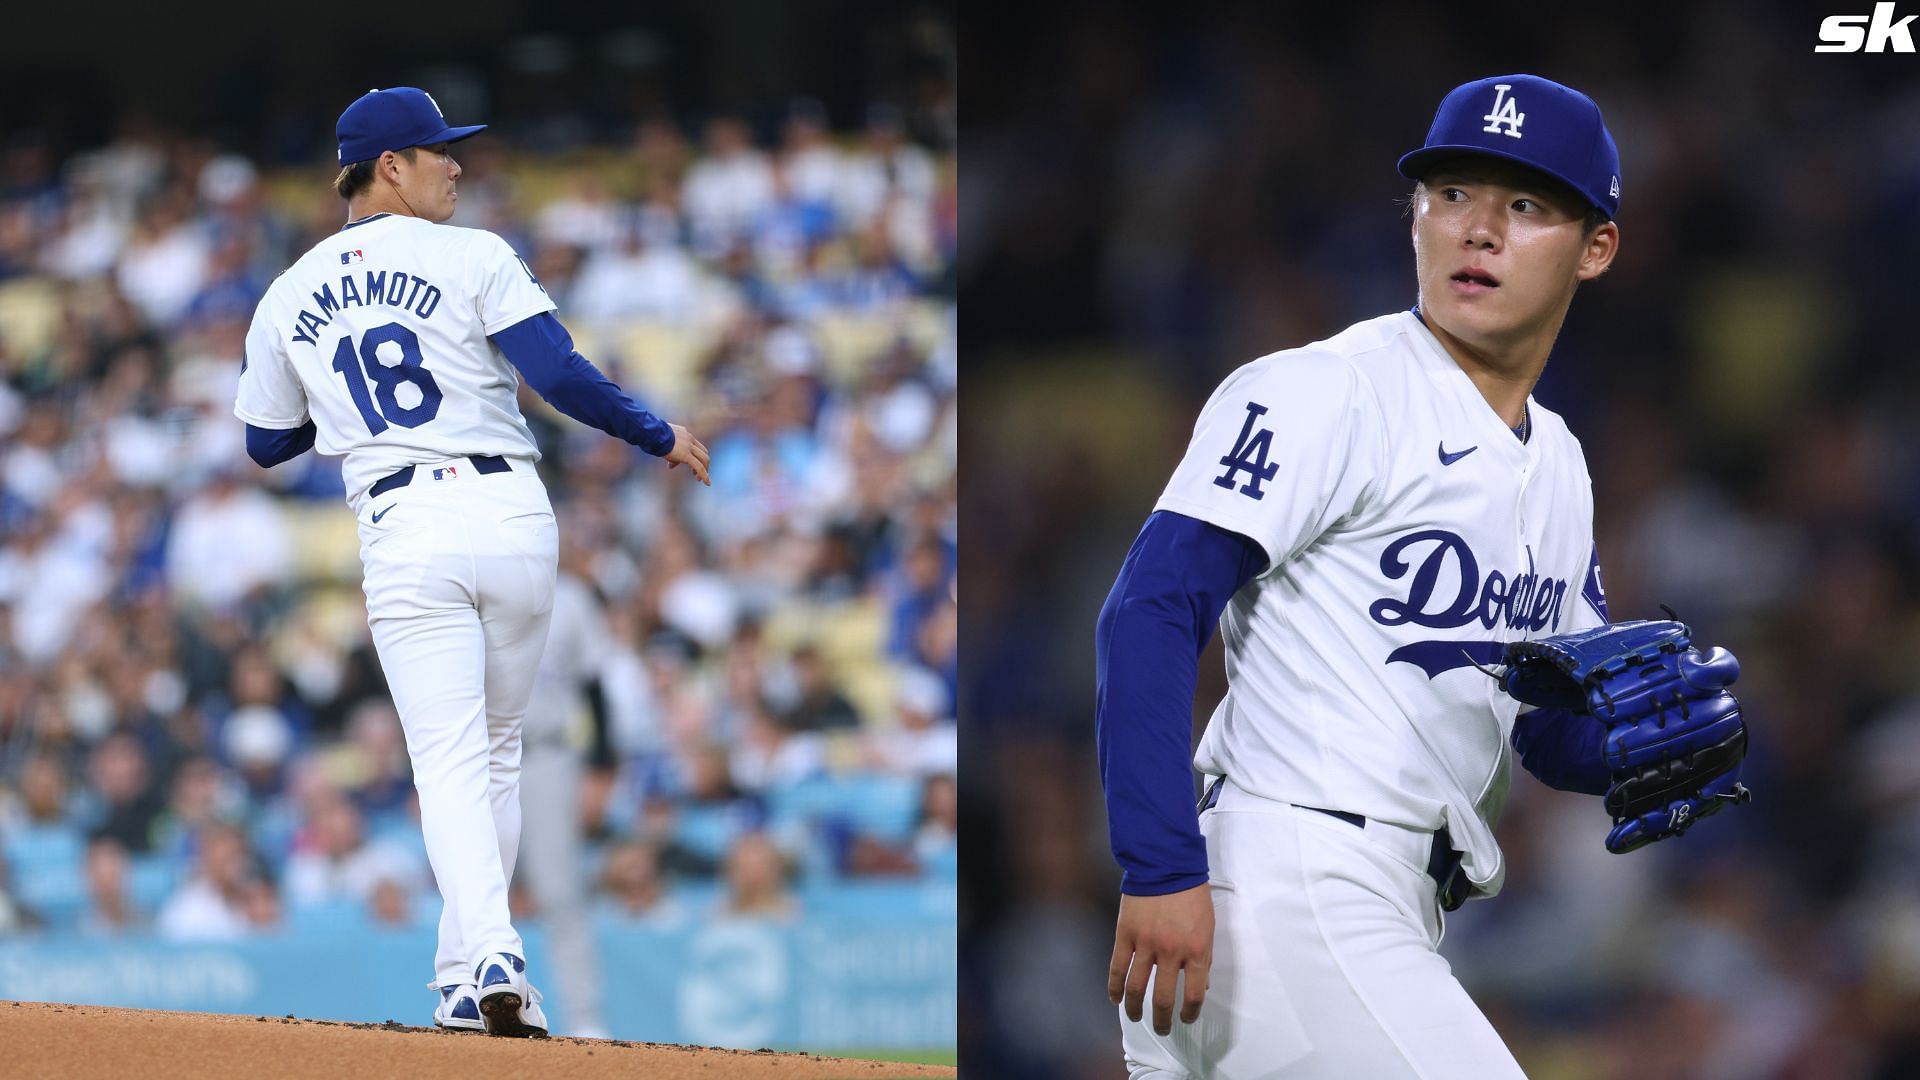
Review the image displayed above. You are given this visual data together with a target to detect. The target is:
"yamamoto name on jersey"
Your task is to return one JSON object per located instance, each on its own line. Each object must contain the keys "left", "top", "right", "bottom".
{"left": 289, "top": 268, "right": 446, "bottom": 345}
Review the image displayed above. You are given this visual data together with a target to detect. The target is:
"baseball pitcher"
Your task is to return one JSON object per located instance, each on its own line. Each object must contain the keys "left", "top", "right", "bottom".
{"left": 1096, "top": 75, "right": 1751, "bottom": 1077}
{"left": 234, "top": 87, "right": 710, "bottom": 1037}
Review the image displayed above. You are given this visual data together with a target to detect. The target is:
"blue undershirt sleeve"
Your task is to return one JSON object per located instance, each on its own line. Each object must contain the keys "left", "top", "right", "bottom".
{"left": 245, "top": 421, "right": 316, "bottom": 468}
{"left": 1095, "top": 510, "right": 1269, "bottom": 896}
{"left": 490, "top": 312, "right": 676, "bottom": 457}
{"left": 1510, "top": 706, "right": 1612, "bottom": 795}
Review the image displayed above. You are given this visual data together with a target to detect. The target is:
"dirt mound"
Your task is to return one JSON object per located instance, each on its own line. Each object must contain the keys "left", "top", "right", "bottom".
{"left": 0, "top": 1000, "right": 955, "bottom": 1079}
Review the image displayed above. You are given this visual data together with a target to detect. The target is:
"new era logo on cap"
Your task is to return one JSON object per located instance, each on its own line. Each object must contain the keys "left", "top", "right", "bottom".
{"left": 1397, "top": 74, "right": 1622, "bottom": 220}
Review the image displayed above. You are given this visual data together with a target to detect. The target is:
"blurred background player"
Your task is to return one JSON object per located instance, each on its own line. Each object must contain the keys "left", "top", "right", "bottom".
{"left": 516, "top": 522, "right": 615, "bottom": 1038}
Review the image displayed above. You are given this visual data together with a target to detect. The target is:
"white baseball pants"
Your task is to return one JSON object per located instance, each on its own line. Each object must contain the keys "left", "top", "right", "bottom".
{"left": 1121, "top": 782, "right": 1526, "bottom": 1079}
{"left": 355, "top": 456, "right": 558, "bottom": 990}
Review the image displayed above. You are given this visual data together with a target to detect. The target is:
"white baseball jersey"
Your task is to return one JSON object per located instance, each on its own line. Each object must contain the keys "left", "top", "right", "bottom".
{"left": 1155, "top": 309, "right": 1607, "bottom": 896}
{"left": 233, "top": 213, "right": 557, "bottom": 499}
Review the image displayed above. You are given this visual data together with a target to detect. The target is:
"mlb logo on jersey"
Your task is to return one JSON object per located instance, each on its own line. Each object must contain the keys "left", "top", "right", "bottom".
{"left": 341, "top": 249, "right": 364, "bottom": 265}
{"left": 432, "top": 466, "right": 458, "bottom": 481}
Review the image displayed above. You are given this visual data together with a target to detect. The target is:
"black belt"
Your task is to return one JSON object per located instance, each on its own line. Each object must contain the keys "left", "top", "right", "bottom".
{"left": 369, "top": 454, "right": 511, "bottom": 499}
{"left": 1198, "top": 777, "right": 1472, "bottom": 912}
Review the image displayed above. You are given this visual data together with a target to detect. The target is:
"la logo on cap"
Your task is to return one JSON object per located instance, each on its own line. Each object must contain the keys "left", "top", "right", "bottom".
{"left": 1481, "top": 84, "right": 1525, "bottom": 139}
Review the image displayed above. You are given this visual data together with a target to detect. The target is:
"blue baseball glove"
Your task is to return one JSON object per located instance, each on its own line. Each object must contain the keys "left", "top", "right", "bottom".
{"left": 1500, "top": 618, "right": 1752, "bottom": 854}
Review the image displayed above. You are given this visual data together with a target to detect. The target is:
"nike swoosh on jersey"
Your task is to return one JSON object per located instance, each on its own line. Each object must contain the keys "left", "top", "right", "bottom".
{"left": 371, "top": 505, "right": 394, "bottom": 523}
{"left": 1438, "top": 443, "right": 1479, "bottom": 466}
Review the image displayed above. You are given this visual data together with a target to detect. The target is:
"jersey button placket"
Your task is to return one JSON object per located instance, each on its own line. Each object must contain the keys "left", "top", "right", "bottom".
{"left": 1515, "top": 459, "right": 1533, "bottom": 632}
{"left": 1514, "top": 441, "right": 1535, "bottom": 519}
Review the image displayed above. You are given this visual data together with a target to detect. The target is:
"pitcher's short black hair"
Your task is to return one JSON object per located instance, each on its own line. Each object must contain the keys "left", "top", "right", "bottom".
{"left": 333, "top": 147, "right": 418, "bottom": 201}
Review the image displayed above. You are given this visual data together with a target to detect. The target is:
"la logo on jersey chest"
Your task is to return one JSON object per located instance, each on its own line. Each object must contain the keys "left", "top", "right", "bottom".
{"left": 1481, "top": 84, "right": 1525, "bottom": 139}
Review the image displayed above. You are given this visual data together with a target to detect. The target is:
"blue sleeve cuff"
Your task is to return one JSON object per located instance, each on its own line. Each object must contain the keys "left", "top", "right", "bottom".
{"left": 1510, "top": 706, "right": 1612, "bottom": 795}
{"left": 491, "top": 312, "right": 676, "bottom": 456}
{"left": 1123, "top": 870, "right": 1213, "bottom": 896}
{"left": 1096, "top": 510, "right": 1268, "bottom": 896}
{"left": 245, "top": 421, "right": 316, "bottom": 468}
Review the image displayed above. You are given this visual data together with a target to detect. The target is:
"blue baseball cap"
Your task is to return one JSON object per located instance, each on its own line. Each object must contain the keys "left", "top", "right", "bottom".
{"left": 1397, "top": 75, "right": 1621, "bottom": 220}
{"left": 336, "top": 87, "right": 487, "bottom": 166}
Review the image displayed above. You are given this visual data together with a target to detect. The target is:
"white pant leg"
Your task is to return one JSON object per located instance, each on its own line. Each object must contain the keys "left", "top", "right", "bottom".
{"left": 359, "top": 461, "right": 553, "bottom": 989}
{"left": 1121, "top": 802, "right": 1524, "bottom": 1080}
{"left": 474, "top": 487, "right": 558, "bottom": 890}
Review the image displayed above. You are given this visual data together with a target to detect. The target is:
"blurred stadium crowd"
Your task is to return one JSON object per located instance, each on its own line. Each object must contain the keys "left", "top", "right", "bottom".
{"left": 962, "top": 4, "right": 1920, "bottom": 1079}
{"left": 0, "top": 84, "right": 957, "bottom": 989}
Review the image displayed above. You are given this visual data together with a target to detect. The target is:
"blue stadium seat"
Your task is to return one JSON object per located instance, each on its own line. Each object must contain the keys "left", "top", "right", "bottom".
{"left": 673, "top": 803, "right": 748, "bottom": 862}
{"left": 284, "top": 898, "right": 367, "bottom": 934}
{"left": 6, "top": 824, "right": 87, "bottom": 920}
{"left": 766, "top": 774, "right": 924, "bottom": 845}
{"left": 672, "top": 880, "right": 723, "bottom": 916}
{"left": 126, "top": 854, "right": 182, "bottom": 911}
{"left": 785, "top": 827, "right": 838, "bottom": 880}
{"left": 921, "top": 843, "right": 957, "bottom": 883}
{"left": 5, "top": 822, "right": 84, "bottom": 871}
{"left": 248, "top": 803, "right": 305, "bottom": 866}
{"left": 364, "top": 810, "right": 429, "bottom": 864}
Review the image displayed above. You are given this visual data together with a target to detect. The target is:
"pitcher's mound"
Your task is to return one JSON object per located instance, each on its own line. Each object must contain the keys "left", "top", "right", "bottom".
{"left": 0, "top": 1001, "right": 955, "bottom": 1079}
